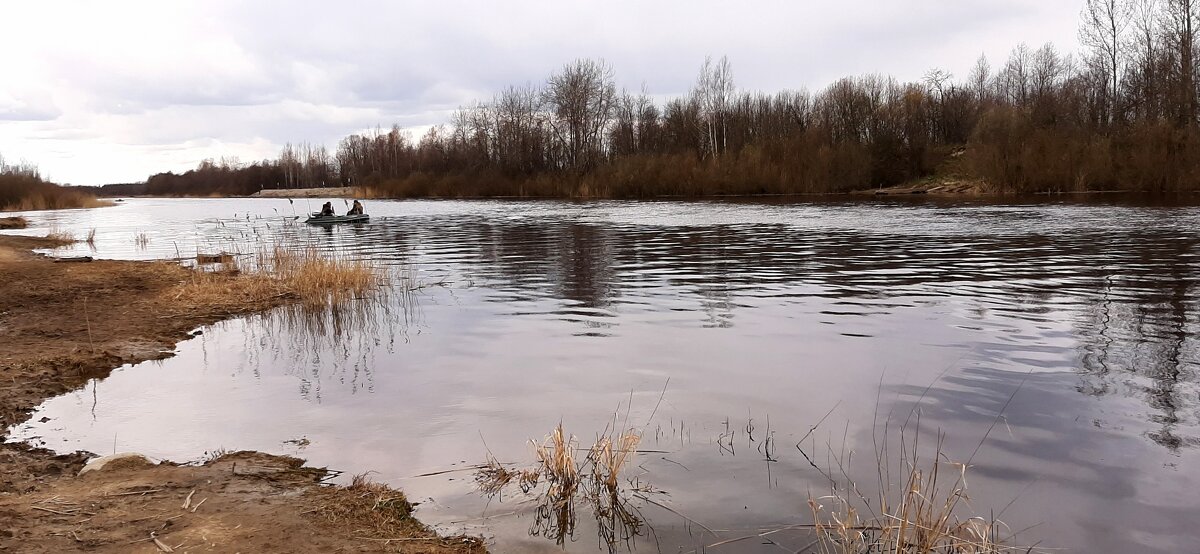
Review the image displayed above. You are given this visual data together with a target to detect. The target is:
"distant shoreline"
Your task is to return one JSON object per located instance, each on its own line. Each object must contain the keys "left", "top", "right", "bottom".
{"left": 249, "top": 186, "right": 356, "bottom": 198}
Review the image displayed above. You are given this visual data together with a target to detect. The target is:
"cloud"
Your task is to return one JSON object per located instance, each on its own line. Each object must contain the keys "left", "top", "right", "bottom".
{"left": 0, "top": 0, "right": 1086, "bottom": 185}
{"left": 0, "top": 93, "right": 61, "bottom": 122}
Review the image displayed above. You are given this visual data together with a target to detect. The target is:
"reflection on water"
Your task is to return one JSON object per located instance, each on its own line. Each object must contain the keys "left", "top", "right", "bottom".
{"left": 6, "top": 197, "right": 1200, "bottom": 553}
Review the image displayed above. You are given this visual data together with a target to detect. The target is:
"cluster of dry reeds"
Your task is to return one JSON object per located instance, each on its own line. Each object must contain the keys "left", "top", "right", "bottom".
{"left": 132, "top": 231, "right": 150, "bottom": 249}
{"left": 0, "top": 216, "right": 28, "bottom": 229}
{"left": 44, "top": 224, "right": 75, "bottom": 243}
{"left": 170, "top": 244, "right": 388, "bottom": 312}
{"left": 795, "top": 412, "right": 1031, "bottom": 554}
{"left": 257, "top": 245, "right": 383, "bottom": 307}
{"left": 475, "top": 422, "right": 646, "bottom": 549}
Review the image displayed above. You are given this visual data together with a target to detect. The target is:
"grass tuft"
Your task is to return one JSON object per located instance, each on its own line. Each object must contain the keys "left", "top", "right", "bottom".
{"left": 44, "top": 225, "right": 75, "bottom": 243}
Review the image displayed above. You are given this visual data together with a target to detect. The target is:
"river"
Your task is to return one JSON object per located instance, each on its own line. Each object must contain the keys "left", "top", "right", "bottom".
{"left": 5, "top": 196, "right": 1199, "bottom": 553}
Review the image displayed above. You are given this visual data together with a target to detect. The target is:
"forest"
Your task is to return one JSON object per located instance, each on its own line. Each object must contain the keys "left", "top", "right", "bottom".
{"left": 123, "top": 0, "right": 1200, "bottom": 198}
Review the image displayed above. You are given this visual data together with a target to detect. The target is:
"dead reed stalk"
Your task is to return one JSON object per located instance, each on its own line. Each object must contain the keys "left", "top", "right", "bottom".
{"left": 44, "top": 225, "right": 75, "bottom": 243}
{"left": 803, "top": 428, "right": 1024, "bottom": 554}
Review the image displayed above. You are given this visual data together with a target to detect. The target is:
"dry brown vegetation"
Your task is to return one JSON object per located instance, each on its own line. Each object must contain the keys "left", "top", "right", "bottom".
{"left": 803, "top": 434, "right": 1016, "bottom": 554}
{"left": 0, "top": 216, "right": 27, "bottom": 229}
{"left": 476, "top": 422, "right": 648, "bottom": 549}
{"left": 306, "top": 473, "right": 487, "bottom": 552}
{"left": 171, "top": 244, "right": 387, "bottom": 311}
{"left": 0, "top": 175, "right": 110, "bottom": 211}
{"left": 43, "top": 225, "right": 75, "bottom": 244}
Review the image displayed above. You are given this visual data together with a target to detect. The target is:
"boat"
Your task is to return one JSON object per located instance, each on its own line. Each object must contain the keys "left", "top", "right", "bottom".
{"left": 304, "top": 213, "right": 370, "bottom": 225}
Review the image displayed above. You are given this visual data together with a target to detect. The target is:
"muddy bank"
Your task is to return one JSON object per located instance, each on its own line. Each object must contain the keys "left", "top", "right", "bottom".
{"left": 0, "top": 234, "right": 484, "bottom": 553}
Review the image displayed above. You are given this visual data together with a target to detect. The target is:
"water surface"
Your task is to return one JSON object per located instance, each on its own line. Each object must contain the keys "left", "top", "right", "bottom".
{"left": 6, "top": 197, "right": 1200, "bottom": 553}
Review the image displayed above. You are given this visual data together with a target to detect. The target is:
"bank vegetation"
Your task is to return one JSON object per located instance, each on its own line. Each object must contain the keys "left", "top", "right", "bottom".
{"left": 0, "top": 155, "right": 110, "bottom": 211}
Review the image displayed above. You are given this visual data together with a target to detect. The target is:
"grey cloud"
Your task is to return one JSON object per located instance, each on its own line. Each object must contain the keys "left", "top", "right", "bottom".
{"left": 0, "top": 97, "right": 62, "bottom": 121}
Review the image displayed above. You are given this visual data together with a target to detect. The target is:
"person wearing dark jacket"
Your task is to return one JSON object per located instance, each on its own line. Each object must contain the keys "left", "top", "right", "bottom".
{"left": 347, "top": 200, "right": 364, "bottom": 215}
{"left": 319, "top": 202, "right": 334, "bottom": 216}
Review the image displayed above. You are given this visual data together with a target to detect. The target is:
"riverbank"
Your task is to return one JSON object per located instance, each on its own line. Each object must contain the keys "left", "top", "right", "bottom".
{"left": 0, "top": 234, "right": 484, "bottom": 553}
{"left": 849, "top": 177, "right": 993, "bottom": 196}
{"left": 250, "top": 186, "right": 356, "bottom": 198}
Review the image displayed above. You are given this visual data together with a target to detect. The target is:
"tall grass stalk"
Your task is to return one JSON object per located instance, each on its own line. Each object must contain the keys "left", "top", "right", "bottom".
{"left": 44, "top": 225, "right": 75, "bottom": 243}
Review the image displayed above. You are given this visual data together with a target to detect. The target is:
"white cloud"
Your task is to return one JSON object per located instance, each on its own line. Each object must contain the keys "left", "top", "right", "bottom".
{"left": 0, "top": 0, "right": 1085, "bottom": 185}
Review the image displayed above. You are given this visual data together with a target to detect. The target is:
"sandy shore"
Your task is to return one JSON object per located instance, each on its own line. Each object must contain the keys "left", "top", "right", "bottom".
{"left": 0, "top": 234, "right": 484, "bottom": 553}
{"left": 850, "top": 178, "right": 992, "bottom": 196}
{"left": 250, "top": 187, "right": 357, "bottom": 198}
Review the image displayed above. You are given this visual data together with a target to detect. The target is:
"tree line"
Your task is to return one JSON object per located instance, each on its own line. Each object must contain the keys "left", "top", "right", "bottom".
{"left": 121, "top": 0, "right": 1200, "bottom": 198}
{"left": 0, "top": 155, "right": 106, "bottom": 211}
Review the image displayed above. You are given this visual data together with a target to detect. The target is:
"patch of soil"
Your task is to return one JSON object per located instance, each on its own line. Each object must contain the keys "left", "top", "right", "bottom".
{"left": 0, "top": 235, "right": 485, "bottom": 553}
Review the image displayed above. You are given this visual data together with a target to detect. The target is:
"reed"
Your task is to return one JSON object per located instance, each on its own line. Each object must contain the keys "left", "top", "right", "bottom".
{"left": 85, "top": 228, "right": 96, "bottom": 246}
{"left": 475, "top": 420, "right": 648, "bottom": 549}
{"left": 44, "top": 225, "right": 75, "bottom": 243}
{"left": 258, "top": 245, "right": 385, "bottom": 307}
{"left": 0, "top": 216, "right": 27, "bottom": 229}
{"left": 0, "top": 174, "right": 112, "bottom": 211}
{"left": 793, "top": 406, "right": 1036, "bottom": 554}
{"left": 133, "top": 231, "right": 150, "bottom": 249}
{"left": 534, "top": 423, "right": 582, "bottom": 498}
{"left": 168, "top": 244, "right": 388, "bottom": 312}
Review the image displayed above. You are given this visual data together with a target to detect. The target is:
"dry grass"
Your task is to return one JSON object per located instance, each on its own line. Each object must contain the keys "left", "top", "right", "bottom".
{"left": 257, "top": 245, "right": 385, "bottom": 307}
{"left": 792, "top": 407, "right": 1038, "bottom": 554}
{"left": 44, "top": 225, "right": 75, "bottom": 243}
{"left": 168, "top": 244, "right": 387, "bottom": 313}
{"left": 0, "top": 174, "right": 114, "bottom": 211}
{"left": 475, "top": 421, "right": 648, "bottom": 549}
{"left": 85, "top": 228, "right": 96, "bottom": 246}
{"left": 306, "top": 474, "right": 486, "bottom": 553}
{"left": 805, "top": 442, "right": 1010, "bottom": 553}
{"left": 6, "top": 194, "right": 113, "bottom": 211}
{"left": 0, "top": 216, "right": 27, "bottom": 229}
{"left": 474, "top": 455, "right": 539, "bottom": 497}
{"left": 534, "top": 424, "right": 581, "bottom": 499}
{"left": 133, "top": 231, "right": 150, "bottom": 249}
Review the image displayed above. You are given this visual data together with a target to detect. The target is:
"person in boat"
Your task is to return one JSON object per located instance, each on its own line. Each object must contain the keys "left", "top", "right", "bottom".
{"left": 319, "top": 201, "right": 335, "bottom": 216}
{"left": 347, "top": 200, "right": 364, "bottom": 215}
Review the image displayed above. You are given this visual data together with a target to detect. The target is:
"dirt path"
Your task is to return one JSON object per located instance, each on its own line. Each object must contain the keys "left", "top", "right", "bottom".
{"left": 0, "top": 234, "right": 484, "bottom": 553}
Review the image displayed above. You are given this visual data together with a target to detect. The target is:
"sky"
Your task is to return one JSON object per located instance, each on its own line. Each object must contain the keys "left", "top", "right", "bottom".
{"left": 0, "top": 0, "right": 1086, "bottom": 186}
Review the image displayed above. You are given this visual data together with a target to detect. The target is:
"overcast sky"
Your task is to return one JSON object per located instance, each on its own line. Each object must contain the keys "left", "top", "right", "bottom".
{"left": 0, "top": 0, "right": 1085, "bottom": 186}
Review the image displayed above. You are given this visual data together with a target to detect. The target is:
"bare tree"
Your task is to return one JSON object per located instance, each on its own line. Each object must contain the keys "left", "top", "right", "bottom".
{"left": 1127, "top": 0, "right": 1162, "bottom": 118}
{"left": 1081, "top": 0, "right": 1131, "bottom": 120}
{"left": 693, "top": 55, "right": 736, "bottom": 158}
{"left": 1001, "top": 43, "right": 1034, "bottom": 106}
{"left": 969, "top": 54, "right": 992, "bottom": 102}
{"left": 1162, "top": 0, "right": 1199, "bottom": 125}
{"left": 543, "top": 59, "right": 617, "bottom": 169}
